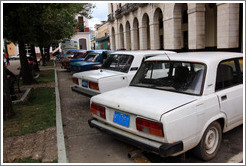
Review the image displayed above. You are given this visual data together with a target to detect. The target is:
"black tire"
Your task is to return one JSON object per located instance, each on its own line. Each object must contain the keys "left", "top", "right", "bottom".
{"left": 193, "top": 121, "right": 222, "bottom": 161}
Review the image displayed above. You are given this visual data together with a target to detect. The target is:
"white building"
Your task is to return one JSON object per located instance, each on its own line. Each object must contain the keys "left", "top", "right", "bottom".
{"left": 108, "top": 3, "right": 243, "bottom": 52}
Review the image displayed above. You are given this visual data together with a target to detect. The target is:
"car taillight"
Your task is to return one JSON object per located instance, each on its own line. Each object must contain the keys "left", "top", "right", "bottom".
{"left": 89, "top": 82, "right": 99, "bottom": 90}
{"left": 136, "top": 117, "right": 164, "bottom": 137}
{"left": 72, "top": 77, "right": 78, "bottom": 85}
{"left": 91, "top": 103, "right": 105, "bottom": 119}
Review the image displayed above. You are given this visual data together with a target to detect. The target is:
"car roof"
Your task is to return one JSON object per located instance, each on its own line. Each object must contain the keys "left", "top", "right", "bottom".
{"left": 146, "top": 52, "right": 243, "bottom": 64}
{"left": 68, "top": 49, "right": 85, "bottom": 52}
{"left": 110, "top": 50, "right": 176, "bottom": 57}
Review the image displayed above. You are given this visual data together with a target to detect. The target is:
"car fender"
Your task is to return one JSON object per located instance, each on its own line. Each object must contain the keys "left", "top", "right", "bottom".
{"left": 197, "top": 112, "right": 227, "bottom": 144}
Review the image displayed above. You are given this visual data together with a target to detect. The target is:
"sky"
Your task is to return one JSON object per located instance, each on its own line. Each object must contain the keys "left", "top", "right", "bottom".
{"left": 89, "top": 3, "right": 109, "bottom": 30}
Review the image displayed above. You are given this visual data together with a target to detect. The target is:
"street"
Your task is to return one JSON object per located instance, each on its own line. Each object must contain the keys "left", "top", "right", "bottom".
{"left": 56, "top": 62, "right": 243, "bottom": 163}
{"left": 5, "top": 60, "right": 244, "bottom": 163}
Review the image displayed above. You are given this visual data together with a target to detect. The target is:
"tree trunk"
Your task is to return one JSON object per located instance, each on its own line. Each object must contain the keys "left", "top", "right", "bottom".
{"left": 30, "top": 44, "right": 40, "bottom": 71}
{"left": 3, "top": 67, "right": 15, "bottom": 120}
{"left": 19, "top": 41, "right": 34, "bottom": 84}
{"left": 45, "top": 46, "right": 50, "bottom": 61}
{"left": 39, "top": 46, "right": 46, "bottom": 66}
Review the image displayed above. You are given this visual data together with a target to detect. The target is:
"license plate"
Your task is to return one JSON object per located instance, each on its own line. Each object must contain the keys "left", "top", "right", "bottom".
{"left": 82, "top": 80, "right": 88, "bottom": 87}
{"left": 113, "top": 111, "right": 130, "bottom": 127}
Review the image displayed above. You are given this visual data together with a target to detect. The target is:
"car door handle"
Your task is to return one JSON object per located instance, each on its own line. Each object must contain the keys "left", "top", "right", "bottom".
{"left": 221, "top": 95, "right": 227, "bottom": 101}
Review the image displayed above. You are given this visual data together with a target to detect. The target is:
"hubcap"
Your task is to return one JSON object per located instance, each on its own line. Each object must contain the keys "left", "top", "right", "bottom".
{"left": 205, "top": 127, "right": 219, "bottom": 154}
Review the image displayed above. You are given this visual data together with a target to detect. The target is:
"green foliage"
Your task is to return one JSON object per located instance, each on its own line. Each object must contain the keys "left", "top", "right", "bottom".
{"left": 3, "top": 3, "right": 94, "bottom": 46}
{"left": 3, "top": 88, "right": 56, "bottom": 137}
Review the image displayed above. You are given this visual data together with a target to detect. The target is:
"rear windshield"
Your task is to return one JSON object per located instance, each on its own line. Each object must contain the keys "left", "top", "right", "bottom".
{"left": 101, "top": 54, "right": 134, "bottom": 73}
{"left": 130, "top": 61, "right": 206, "bottom": 95}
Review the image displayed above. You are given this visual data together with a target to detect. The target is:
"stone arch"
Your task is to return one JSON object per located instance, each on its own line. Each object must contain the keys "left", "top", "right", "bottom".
{"left": 205, "top": 3, "right": 217, "bottom": 50}
{"left": 152, "top": 8, "right": 164, "bottom": 50}
{"left": 141, "top": 13, "right": 150, "bottom": 50}
{"left": 173, "top": 3, "right": 188, "bottom": 51}
{"left": 125, "top": 21, "right": 131, "bottom": 50}
{"left": 132, "top": 17, "right": 140, "bottom": 50}
{"left": 119, "top": 24, "right": 124, "bottom": 49}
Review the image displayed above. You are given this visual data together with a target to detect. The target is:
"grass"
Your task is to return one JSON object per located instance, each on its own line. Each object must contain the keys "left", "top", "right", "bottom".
{"left": 3, "top": 88, "right": 56, "bottom": 137}
{"left": 40, "top": 60, "right": 54, "bottom": 67}
{"left": 36, "top": 69, "right": 55, "bottom": 84}
{"left": 12, "top": 158, "right": 58, "bottom": 163}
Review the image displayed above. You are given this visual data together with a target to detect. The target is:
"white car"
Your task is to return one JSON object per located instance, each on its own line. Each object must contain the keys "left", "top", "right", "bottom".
{"left": 71, "top": 50, "right": 176, "bottom": 97}
{"left": 10, "top": 55, "right": 20, "bottom": 60}
{"left": 88, "top": 52, "right": 243, "bottom": 160}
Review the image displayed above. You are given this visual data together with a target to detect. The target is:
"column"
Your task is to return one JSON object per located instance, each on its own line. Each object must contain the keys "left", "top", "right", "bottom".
{"left": 139, "top": 26, "right": 148, "bottom": 50}
{"left": 131, "top": 28, "right": 139, "bottom": 50}
{"left": 217, "top": 3, "right": 239, "bottom": 48}
{"left": 150, "top": 22, "right": 160, "bottom": 50}
{"left": 188, "top": 4, "right": 206, "bottom": 49}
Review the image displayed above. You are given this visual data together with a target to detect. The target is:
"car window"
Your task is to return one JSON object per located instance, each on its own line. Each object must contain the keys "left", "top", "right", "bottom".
{"left": 239, "top": 58, "right": 243, "bottom": 73}
{"left": 130, "top": 61, "right": 205, "bottom": 95}
{"left": 73, "top": 52, "right": 86, "bottom": 59}
{"left": 84, "top": 53, "right": 100, "bottom": 62}
{"left": 101, "top": 54, "right": 134, "bottom": 73}
{"left": 215, "top": 59, "right": 242, "bottom": 91}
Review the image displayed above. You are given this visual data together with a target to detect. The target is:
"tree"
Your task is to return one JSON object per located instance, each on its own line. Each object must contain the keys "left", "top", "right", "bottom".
{"left": 3, "top": 67, "right": 16, "bottom": 120}
{"left": 4, "top": 4, "right": 36, "bottom": 84}
{"left": 32, "top": 3, "right": 94, "bottom": 65}
{"left": 3, "top": 3, "right": 94, "bottom": 73}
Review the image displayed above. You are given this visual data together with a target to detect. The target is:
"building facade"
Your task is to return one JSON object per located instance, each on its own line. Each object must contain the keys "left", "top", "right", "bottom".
{"left": 95, "top": 21, "right": 110, "bottom": 50}
{"left": 108, "top": 3, "right": 243, "bottom": 52}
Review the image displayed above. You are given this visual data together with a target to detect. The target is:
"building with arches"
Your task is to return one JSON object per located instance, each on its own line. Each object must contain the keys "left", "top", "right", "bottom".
{"left": 108, "top": 3, "right": 243, "bottom": 52}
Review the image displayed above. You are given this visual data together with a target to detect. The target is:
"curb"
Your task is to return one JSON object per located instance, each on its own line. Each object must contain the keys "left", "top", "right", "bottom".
{"left": 55, "top": 69, "right": 68, "bottom": 163}
{"left": 12, "top": 88, "right": 32, "bottom": 104}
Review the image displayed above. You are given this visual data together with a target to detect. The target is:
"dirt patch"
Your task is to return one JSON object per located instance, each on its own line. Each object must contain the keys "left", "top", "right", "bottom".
{"left": 3, "top": 127, "right": 57, "bottom": 163}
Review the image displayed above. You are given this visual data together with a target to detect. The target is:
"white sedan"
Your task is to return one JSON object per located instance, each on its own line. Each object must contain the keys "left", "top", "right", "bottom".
{"left": 88, "top": 52, "right": 243, "bottom": 160}
{"left": 71, "top": 50, "right": 176, "bottom": 97}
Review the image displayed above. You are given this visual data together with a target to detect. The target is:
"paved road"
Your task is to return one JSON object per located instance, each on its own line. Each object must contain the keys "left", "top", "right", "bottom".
{"left": 57, "top": 68, "right": 134, "bottom": 163}
{"left": 56, "top": 62, "right": 243, "bottom": 163}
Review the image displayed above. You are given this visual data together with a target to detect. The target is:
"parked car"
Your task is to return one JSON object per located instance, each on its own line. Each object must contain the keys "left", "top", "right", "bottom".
{"left": 61, "top": 49, "right": 88, "bottom": 70}
{"left": 70, "top": 50, "right": 114, "bottom": 73}
{"left": 56, "top": 49, "right": 83, "bottom": 62}
{"left": 9, "top": 55, "right": 20, "bottom": 60}
{"left": 71, "top": 50, "right": 176, "bottom": 97}
{"left": 88, "top": 52, "right": 243, "bottom": 161}
{"left": 56, "top": 53, "right": 67, "bottom": 62}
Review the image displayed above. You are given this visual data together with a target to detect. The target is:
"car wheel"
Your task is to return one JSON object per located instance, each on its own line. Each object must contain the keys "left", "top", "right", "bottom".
{"left": 193, "top": 121, "right": 222, "bottom": 161}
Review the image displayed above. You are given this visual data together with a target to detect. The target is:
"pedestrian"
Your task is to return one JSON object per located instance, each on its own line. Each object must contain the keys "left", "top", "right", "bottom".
{"left": 3, "top": 55, "right": 7, "bottom": 67}
{"left": 5, "top": 52, "right": 10, "bottom": 65}
{"left": 28, "top": 57, "right": 36, "bottom": 76}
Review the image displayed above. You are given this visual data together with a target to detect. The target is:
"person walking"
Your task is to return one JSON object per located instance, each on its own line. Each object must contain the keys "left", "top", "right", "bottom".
{"left": 5, "top": 52, "right": 10, "bottom": 65}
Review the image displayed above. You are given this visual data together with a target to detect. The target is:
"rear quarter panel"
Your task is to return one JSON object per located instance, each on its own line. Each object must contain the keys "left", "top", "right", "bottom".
{"left": 161, "top": 94, "right": 221, "bottom": 153}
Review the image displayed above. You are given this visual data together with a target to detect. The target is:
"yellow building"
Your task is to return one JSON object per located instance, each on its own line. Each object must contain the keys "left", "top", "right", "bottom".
{"left": 7, "top": 42, "right": 18, "bottom": 56}
{"left": 95, "top": 22, "right": 110, "bottom": 50}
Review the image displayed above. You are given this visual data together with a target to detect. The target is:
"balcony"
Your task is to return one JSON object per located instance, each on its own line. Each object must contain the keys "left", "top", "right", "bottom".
{"left": 138, "top": 3, "right": 148, "bottom": 7}
{"left": 107, "top": 13, "right": 115, "bottom": 22}
{"left": 115, "top": 8, "right": 123, "bottom": 19}
{"left": 114, "top": 3, "right": 149, "bottom": 19}
{"left": 127, "top": 3, "right": 138, "bottom": 12}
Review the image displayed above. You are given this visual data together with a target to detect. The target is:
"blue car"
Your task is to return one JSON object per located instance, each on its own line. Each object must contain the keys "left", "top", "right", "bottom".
{"left": 70, "top": 50, "right": 114, "bottom": 72}
{"left": 61, "top": 49, "right": 88, "bottom": 70}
